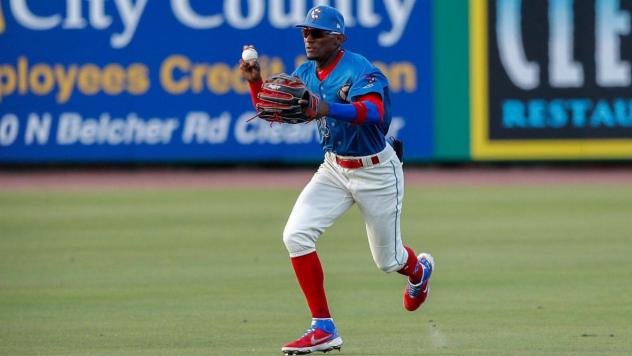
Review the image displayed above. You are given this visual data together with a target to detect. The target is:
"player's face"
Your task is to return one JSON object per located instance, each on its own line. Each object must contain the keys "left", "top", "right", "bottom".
{"left": 302, "top": 28, "right": 344, "bottom": 61}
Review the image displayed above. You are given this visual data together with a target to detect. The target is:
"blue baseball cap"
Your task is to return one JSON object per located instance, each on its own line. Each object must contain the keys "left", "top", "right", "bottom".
{"left": 296, "top": 6, "right": 345, "bottom": 34}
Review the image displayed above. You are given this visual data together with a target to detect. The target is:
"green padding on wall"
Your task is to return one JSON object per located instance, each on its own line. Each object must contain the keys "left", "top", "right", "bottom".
{"left": 433, "top": 0, "right": 471, "bottom": 161}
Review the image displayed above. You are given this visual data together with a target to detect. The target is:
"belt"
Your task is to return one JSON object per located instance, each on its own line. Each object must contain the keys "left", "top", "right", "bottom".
{"left": 335, "top": 155, "right": 380, "bottom": 169}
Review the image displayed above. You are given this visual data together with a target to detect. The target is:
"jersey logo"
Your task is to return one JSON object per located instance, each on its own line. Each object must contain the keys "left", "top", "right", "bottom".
{"left": 317, "top": 118, "right": 330, "bottom": 145}
{"left": 363, "top": 74, "right": 377, "bottom": 89}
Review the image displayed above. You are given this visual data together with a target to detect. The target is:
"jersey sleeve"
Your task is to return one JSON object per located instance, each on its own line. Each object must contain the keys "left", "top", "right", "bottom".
{"left": 327, "top": 92, "right": 384, "bottom": 125}
{"left": 326, "top": 58, "right": 388, "bottom": 126}
{"left": 347, "top": 69, "right": 388, "bottom": 101}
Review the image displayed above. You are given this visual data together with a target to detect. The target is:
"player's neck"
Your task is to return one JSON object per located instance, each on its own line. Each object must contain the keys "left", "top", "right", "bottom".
{"left": 316, "top": 48, "right": 342, "bottom": 70}
{"left": 315, "top": 49, "right": 344, "bottom": 81}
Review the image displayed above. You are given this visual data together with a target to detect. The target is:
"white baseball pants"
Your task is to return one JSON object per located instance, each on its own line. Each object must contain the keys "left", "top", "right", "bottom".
{"left": 283, "top": 144, "right": 408, "bottom": 273}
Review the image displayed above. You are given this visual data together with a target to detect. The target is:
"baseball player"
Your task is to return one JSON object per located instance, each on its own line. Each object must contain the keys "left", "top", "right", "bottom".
{"left": 239, "top": 6, "right": 434, "bottom": 355}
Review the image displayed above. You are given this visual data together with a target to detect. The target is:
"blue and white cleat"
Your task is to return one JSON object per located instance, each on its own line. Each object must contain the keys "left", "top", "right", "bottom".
{"left": 403, "top": 253, "right": 435, "bottom": 311}
{"left": 282, "top": 318, "right": 343, "bottom": 355}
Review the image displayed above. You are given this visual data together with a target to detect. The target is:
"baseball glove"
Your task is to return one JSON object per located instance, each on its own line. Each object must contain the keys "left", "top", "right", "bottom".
{"left": 256, "top": 73, "right": 321, "bottom": 124}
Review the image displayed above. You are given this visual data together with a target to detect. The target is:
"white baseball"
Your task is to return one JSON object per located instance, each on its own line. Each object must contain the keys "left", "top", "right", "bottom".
{"left": 241, "top": 47, "right": 258, "bottom": 62}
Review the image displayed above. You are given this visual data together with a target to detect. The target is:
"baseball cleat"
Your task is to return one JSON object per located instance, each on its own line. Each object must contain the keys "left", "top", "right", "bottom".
{"left": 403, "top": 253, "right": 435, "bottom": 311}
{"left": 282, "top": 319, "right": 343, "bottom": 355}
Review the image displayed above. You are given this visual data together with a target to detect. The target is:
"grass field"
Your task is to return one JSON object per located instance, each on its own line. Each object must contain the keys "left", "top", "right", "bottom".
{"left": 1, "top": 184, "right": 631, "bottom": 355}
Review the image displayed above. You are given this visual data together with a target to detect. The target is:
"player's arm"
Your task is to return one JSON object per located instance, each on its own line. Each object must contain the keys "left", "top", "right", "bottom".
{"left": 246, "top": 78, "right": 263, "bottom": 109}
{"left": 300, "top": 92, "right": 384, "bottom": 125}
{"left": 318, "top": 70, "right": 387, "bottom": 125}
{"left": 325, "top": 93, "right": 384, "bottom": 125}
{"left": 241, "top": 64, "right": 262, "bottom": 109}
{"left": 238, "top": 45, "right": 263, "bottom": 109}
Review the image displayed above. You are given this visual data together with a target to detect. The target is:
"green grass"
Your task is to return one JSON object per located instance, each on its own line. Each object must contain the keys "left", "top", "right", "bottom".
{"left": 1, "top": 185, "right": 631, "bottom": 355}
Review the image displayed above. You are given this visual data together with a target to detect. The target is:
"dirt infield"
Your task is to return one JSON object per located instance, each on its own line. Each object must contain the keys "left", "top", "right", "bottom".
{"left": 1, "top": 167, "right": 631, "bottom": 190}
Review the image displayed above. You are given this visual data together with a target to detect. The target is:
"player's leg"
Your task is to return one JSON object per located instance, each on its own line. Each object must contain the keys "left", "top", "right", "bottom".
{"left": 283, "top": 164, "right": 353, "bottom": 260}
{"left": 353, "top": 157, "right": 408, "bottom": 272}
{"left": 352, "top": 152, "right": 434, "bottom": 311}
{"left": 282, "top": 161, "right": 352, "bottom": 354}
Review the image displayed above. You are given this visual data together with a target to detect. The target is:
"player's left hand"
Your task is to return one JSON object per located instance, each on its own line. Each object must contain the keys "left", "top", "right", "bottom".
{"left": 256, "top": 73, "right": 325, "bottom": 124}
{"left": 298, "top": 92, "right": 329, "bottom": 119}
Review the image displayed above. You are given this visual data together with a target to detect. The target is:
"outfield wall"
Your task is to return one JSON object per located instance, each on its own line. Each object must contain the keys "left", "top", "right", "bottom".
{"left": 1, "top": 0, "right": 631, "bottom": 164}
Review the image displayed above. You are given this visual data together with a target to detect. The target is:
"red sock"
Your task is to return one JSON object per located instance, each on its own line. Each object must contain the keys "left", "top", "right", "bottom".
{"left": 290, "top": 252, "right": 331, "bottom": 318}
{"left": 397, "top": 246, "right": 422, "bottom": 284}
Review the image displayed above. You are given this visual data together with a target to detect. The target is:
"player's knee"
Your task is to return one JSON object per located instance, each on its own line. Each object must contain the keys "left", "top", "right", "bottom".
{"left": 282, "top": 227, "right": 316, "bottom": 256}
{"left": 375, "top": 258, "right": 404, "bottom": 273}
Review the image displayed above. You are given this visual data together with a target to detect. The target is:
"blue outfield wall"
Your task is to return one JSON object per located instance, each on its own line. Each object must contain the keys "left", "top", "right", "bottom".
{"left": 0, "top": 1, "right": 433, "bottom": 163}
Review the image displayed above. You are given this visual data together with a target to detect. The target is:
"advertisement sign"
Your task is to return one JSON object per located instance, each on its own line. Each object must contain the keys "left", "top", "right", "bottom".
{"left": 471, "top": 0, "right": 632, "bottom": 159}
{"left": 0, "top": 0, "right": 433, "bottom": 163}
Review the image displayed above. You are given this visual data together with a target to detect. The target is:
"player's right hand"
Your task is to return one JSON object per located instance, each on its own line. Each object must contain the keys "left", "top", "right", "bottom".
{"left": 239, "top": 46, "right": 262, "bottom": 83}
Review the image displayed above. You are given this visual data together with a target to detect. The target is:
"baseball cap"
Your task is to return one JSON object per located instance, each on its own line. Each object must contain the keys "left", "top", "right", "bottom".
{"left": 296, "top": 5, "right": 345, "bottom": 34}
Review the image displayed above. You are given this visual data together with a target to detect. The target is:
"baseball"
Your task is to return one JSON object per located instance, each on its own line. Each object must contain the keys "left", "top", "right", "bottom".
{"left": 242, "top": 46, "right": 258, "bottom": 62}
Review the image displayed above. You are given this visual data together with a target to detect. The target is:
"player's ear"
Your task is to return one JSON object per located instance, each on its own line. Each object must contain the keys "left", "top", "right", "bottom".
{"left": 333, "top": 34, "right": 346, "bottom": 48}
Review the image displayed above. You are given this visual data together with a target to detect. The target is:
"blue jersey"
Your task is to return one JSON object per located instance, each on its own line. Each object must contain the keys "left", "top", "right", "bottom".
{"left": 292, "top": 50, "right": 391, "bottom": 157}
